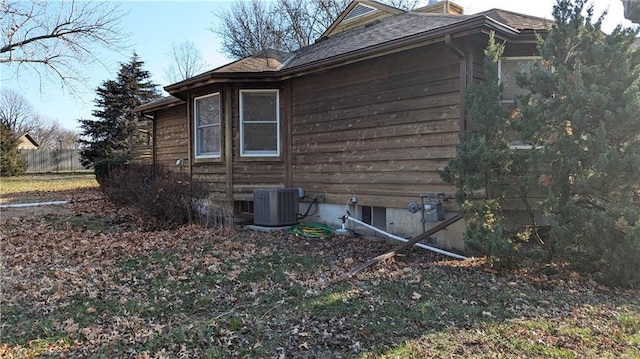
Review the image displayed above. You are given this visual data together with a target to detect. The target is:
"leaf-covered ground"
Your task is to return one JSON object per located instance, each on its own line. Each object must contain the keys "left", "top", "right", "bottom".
{"left": 1, "top": 187, "right": 639, "bottom": 358}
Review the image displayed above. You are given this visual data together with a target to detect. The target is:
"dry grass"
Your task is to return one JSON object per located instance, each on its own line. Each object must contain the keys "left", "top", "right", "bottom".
{"left": 0, "top": 173, "right": 97, "bottom": 204}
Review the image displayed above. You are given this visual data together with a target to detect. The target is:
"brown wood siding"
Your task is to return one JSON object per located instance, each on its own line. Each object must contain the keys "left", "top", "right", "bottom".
{"left": 291, "top": 45, "right": 461, "bottom": 208}
{"left": 153, "top": 105, "right": 189, "bottom": 169}
{"left": 189, "top": 85, "right": 228, "bottom": 205}
{"left": 230, "top": 83, "right": 288, "bottom": 201}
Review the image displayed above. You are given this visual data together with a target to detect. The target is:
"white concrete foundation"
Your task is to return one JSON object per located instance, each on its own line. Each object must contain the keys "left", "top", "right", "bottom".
{"left": 298, "top": 202, "right": 466, "bottom": 251}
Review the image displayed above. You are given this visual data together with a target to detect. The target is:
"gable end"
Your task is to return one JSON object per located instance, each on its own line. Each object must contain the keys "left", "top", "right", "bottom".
{"left": 322, "top": 0, "right": 404, "bottom": 38}
{"left": 344, "top": 3, "right": 377, "bottom": 22}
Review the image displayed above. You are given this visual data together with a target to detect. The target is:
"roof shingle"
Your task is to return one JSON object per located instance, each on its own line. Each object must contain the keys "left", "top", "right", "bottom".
{"left": 163, "top": 5, "right": 551, "bottom": 93}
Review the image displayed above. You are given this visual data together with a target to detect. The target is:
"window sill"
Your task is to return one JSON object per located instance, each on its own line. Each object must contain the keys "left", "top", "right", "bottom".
{"left": 193, "top": 156, "right": 222, "bottom": 164}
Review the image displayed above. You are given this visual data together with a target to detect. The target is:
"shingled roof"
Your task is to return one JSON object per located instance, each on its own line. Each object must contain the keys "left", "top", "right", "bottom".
{"left": 476, "top": 8, "right": 550, "bottom": 31}
{"left": 211, "top": 49, "right": 292, "bottom": 73}
{"left": 165, "top": 3, "right": 550, "bottom": 94}
{"left": 283, "top": 13, "right": 473, "bottom": 69}
{"left": 281, "top": 9, "right": 549, "bottom": 70}
{"left": 134, "top": 95, "right": 184, "bottom": 114}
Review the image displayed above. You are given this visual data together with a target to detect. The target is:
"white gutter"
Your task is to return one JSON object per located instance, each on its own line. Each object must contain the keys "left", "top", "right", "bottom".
{"left": 345, "top": 214, "right": 467, "bottom": 260}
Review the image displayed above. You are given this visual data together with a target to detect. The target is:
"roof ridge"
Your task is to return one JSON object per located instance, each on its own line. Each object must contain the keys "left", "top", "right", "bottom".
{"left": 476, "top": 7, "right": 552, "bottom": 22}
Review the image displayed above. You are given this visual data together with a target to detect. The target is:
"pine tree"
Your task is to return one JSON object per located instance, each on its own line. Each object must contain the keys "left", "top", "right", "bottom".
{"left": 440, "top": 32, "right": 523, "bottom": 263}
{"left": 0, "top": 124, "right": 27, "bottom": 176}
{"left": 79, "top": 53, "right": 160, "bottom": 167}
{"left": 517, "top": 0, "right": 640, "bottom": 286}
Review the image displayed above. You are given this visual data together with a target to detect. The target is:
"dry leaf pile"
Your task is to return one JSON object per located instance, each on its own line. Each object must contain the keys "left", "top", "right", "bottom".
{"left": 1, "top": 188, "right": 639, "bottom": 358}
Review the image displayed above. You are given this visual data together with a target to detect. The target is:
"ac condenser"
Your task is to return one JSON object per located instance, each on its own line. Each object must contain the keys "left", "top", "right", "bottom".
{"left": 253, "top": 188, "right": 299, "bottom": 226}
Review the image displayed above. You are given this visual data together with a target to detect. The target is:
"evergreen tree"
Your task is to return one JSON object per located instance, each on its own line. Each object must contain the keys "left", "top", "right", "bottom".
{"left": 517, "top": 0, "right": 640, "bottom": 286}
{"left": 440, "top": 32, "right": 524, "bottom": 264}
{"left": 0, "top": 124, "right": 27, "bottom": 176}
{"left": 79, "top": 53, "right": 160, "bottom": 167}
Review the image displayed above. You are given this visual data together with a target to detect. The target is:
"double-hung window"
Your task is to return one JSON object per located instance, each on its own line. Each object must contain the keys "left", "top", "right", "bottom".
{"left": 499, "top": 57, "right": 548, "bottom": 150}
{"left": 194, "top": 93, "right": 221, "bottom": 158}
{"left": 240, "top": 89, "right": 280, "bottom": 157}
{"left": 498, "top": 57, "right": 543, "bottom": 103}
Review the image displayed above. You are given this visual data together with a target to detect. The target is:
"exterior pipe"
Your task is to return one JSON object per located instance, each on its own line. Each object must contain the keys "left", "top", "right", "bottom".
{"left": 345, "top": 214, "right": 467, "bottom": 260}
{"left": 445, "top": 33, "right": 467, "bottom": 131}
{"left": 0, "top": 201, "right": 68, "bottom": 208}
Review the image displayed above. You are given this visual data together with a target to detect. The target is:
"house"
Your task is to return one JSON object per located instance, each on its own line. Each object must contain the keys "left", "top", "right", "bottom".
{"left": 17, "top": 133, "right": 39, "bottom": 149}
{"left": 136, "top": 0, "right": 549, "bottom": 250}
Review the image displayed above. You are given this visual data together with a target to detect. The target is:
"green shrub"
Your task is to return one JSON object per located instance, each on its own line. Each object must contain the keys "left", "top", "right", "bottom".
{"left": 462, "top": 199, "right": 517, "bottom": 268}
{"left": 598, "top": 221, "right": 640, "bottom": 288}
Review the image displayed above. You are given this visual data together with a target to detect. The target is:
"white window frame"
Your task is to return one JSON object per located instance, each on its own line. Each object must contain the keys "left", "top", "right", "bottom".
{"left": 239, "top": 89, "right": 280, "bottom": 157}
{"left": 498, "top": 56, "right": 543, "bottom": 104}
{"left": 194, "top": 93, "right": 221, "bottom": 159}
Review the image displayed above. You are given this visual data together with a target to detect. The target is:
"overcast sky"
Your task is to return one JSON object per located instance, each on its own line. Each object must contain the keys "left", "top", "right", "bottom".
{"left": 1, "top": 0, "right": 634, "bottom": 131}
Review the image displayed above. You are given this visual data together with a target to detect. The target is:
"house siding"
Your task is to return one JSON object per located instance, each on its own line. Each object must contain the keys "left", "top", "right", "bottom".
{"left": 230, "top": 83, "right": 289, "bottom": 201}
{"left": 152, "top": 104, "right": 189, "bottom": 169}
{"left": 290, "top": 44, "right": 461, "bottom": 208}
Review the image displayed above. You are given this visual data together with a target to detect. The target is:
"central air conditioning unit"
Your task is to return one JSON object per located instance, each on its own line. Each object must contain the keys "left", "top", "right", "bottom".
{"left": 253, "top": 188, "right": 299, "bottom": 226}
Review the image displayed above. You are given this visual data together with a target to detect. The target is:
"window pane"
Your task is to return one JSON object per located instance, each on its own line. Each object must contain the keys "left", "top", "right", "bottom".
{"left": 243, "top": 123, "right": 277, "bottom": 151}
{"left": 501, "top": 59, "right": 536, "bottom": 102}
{"left": 242, "top": 92, "right": 277, "bottom": 122}
{"left": 195, "top": 94, "right": 221, "bottom": 156}
{"left": 198, "top": 125, "right": 220, "bottom": 154}
{"left": 196, "top": 94, "right": 220, "bottom": 126}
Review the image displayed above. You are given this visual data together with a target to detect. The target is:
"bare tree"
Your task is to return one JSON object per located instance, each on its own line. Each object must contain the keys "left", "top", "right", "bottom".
{"left": 213, "top": 0, "right": 286, "bottom": 59}
{"left": 0, "top": 88, "right": 78, "bottom": 147}
{"left": 29, "top": 115, "right": 78, "bottom": 149}
{"left": 1, "top": 0, "right": 128, "bottom": 93}
{"left": 163, "top": 40, "right": 209, "bottom": 83}
{"left": 0, "top": 87, "right": 35, "bottom": 133}
{"left": 212, "top": 0, "right": 427, "bottom": 59}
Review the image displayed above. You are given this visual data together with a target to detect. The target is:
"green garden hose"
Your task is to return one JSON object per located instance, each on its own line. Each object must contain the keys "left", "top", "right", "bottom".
{"left": 288, "top": 223, "right": 335, "bottom": 239}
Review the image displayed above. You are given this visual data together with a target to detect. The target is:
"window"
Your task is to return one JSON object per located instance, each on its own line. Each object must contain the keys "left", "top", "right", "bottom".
{"left": 361, "top": 206, "right": 386, "bottom": 231}
{"left": 498, "top": 57, "right": 543, "bottom": 103}
{"left": 240, "top": 90, "right": 280, "bottom": 157}
{"left": 194, "top": 93, "right": 221, "bottom": 158}
{"left": 499, "top": 57, "right": 550, "bottom": 150}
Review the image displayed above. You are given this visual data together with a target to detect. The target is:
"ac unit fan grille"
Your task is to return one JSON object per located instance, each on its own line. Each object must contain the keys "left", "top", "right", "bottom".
{"left": 253, "top": 188, "right": 299, "bottom": 226}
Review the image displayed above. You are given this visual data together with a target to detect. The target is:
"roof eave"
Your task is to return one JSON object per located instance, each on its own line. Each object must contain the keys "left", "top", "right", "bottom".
{"left": 166, "top": 16, "right": 539, "bottom": 95}
{"left": 166, "top": 72, "right": 284, "bottom": 96}
{"left": 135, "top": 97, "right": 185, "bottom": 115}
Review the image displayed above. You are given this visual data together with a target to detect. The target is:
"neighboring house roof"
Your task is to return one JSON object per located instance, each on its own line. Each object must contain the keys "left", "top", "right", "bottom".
{"left": 17, "top": 133, "right": 39, "bottom": 149}
{"left": 164, "top": 1, "right": 550, "bottom": 95}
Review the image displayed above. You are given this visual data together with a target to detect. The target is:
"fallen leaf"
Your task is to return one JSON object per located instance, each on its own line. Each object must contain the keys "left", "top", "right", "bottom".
{"left": 412, "top": 291, "right": 422, "bottom": 300}
{"left": 65, "top": 323, "right": 79, "bottom": 333}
